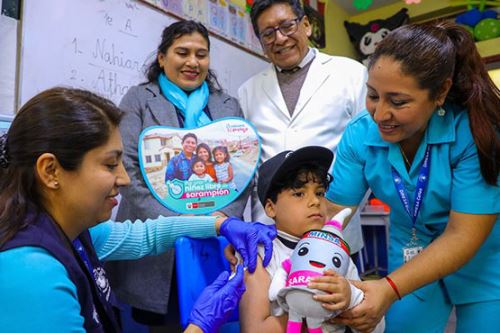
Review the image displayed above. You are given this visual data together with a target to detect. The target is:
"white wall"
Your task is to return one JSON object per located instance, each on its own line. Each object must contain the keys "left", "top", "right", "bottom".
{"left": 19, "top": 0, "right": 268, "bottom": 106}
{"left": 0, "top": 14, "right": 17, "bottom": 116}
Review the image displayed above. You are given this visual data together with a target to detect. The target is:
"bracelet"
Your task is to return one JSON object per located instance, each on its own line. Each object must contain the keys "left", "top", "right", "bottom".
{"left": 385, "top": 276, "right": 402, "bottom": 300}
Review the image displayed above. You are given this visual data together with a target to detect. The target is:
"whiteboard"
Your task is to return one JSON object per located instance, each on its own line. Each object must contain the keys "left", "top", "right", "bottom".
{"left": 19, "top": 0, "right": 268, "bottom": 106}
{"left": 0, "top": 14, "right": 17, "bottom": 116}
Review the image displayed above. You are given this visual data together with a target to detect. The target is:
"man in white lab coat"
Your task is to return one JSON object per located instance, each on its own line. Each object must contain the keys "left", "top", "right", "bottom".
{"left": 238, "top": 0, "right": 368, "bottom": 256}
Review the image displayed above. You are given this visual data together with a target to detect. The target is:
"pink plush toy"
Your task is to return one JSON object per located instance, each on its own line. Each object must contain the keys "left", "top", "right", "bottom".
{"left": 269, "top": 209, "right": 364, "bottom": 333}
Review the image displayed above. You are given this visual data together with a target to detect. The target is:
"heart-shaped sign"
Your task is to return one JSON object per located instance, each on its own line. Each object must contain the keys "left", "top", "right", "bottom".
{"left": 138, "top": 117, "right": 261, "bottom": 214}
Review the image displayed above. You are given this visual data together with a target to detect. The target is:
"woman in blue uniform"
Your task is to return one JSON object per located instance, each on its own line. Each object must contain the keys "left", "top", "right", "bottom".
{"left": 0, "top": 87, "right": 275, "bottom": 332}
{"left": 321, "top": 22, "right": 499, "bottom": 332}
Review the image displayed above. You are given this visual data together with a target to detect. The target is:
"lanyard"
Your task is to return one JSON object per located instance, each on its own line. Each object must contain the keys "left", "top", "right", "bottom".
{"left": 72, "top": 237, "right": 95, "bottom": 275}
{"left": 391, "top": 145, "right": 431, "bottom": 228}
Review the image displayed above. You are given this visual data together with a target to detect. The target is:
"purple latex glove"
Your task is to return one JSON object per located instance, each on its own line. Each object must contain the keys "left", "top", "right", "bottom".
{"left": 189, "top": 265, "right": 246, "bottom": 333}
{"left": 219, "top": 217, "right": 277, "bottom": 272}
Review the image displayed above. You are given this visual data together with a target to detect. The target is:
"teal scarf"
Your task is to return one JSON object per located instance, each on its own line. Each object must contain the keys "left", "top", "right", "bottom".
{"left": 158, "top": 73, "right": 211, "bottom": 129}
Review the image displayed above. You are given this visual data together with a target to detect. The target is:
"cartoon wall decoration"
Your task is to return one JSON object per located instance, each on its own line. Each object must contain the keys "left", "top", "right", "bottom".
{"left": 138, "top": 118, "right": 260, "bottom": 215}
{"left": 344, "top": 8, "right": 409, "bottom": 66}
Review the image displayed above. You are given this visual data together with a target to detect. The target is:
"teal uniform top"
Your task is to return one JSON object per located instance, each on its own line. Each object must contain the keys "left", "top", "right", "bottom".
{"left": 326, "top": 105, "right": 500, "bottom": 304}
{"left": 0, "top": 216, "right": 217, "bottom": 332}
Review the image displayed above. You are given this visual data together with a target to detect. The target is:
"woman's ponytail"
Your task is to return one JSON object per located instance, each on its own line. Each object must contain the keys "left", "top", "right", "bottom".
{"left": 445, "top": 23, "right": 500, "bottom": 185}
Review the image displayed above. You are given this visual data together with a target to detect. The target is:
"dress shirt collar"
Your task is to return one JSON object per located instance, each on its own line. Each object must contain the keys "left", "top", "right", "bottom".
{"left": 275, "top": 48, "right": 316, "bottom": 73}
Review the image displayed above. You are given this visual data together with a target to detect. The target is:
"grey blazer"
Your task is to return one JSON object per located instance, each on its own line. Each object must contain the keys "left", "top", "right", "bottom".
{"left": 106, "top": 82, "right": 250, "bottom": 314}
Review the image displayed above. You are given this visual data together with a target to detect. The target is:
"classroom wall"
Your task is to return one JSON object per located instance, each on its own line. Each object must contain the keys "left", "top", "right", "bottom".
{"left": 322, "top": 1, "right": 418, "bottom": 59}
{"left": 347, "top": 0, "right": 454, "bottom": 24}
{"left": 489, "top": 68, "right": 500, "bottom": 86}
{"left": 322, "top": 1, "right": 414, "bottom": 58}
{"left": 0, "top": 14, "right": 17, "bottom": 116}
{"left": 322, "top": 1, "right": 356, "bottom": 58}
{"left": 323, "top": 1, "right": 500, "bottom": 60}
{"left": 18, "top": 0, "right": 268, "bottom": 110}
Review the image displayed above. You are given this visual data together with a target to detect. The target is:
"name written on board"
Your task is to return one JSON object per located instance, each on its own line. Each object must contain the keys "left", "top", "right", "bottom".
{"left": 68, "top": 9, "right": 150, "bottom": 103}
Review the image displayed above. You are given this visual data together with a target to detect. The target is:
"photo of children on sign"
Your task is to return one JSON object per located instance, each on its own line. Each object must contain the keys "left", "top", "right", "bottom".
{"left": 138, "top": 118, "right": 260, "bottom": 215}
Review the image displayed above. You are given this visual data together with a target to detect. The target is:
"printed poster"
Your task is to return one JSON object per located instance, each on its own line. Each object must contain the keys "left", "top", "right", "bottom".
{"left": 139, "top": 118, "right": 260, "bottom": 214}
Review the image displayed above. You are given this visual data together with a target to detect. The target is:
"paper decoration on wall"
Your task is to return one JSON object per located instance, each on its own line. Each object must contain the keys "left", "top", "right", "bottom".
{"left": 157, "top": 0, "right": 264, "bottom": 55}
{"left": 452, "top": 0, "right": 500, "bottom": 42}
{"left": 245, "top": 0, "right": 253, "bottom": 12}
{"left": 161, "top": 0, "right": 184, "bottom": 18}
{"left": 450, "top": 0, "right": 500, "bottom": 11}
{"left": 303, "top": 0, "right": 326, "bottom": 48}
{"left": 208, "top": 0, "right": 229, "bottom": 36}
{"left": 344, "top": 8, "right": 409, "bottom": 66}
{"left": 473, "top": 18, "right": 500, "bottom": 41}
{"left": 183, "top": 0, "right": 208, "bottom": 24}
{"left": 228, "top": 3, "right": 247, "bottom": 45}
{"left": 353, "top": 0, "right": 373, "bottom": 11}
{"left": 138, "top": 118, "right": 260, "bottom": 215}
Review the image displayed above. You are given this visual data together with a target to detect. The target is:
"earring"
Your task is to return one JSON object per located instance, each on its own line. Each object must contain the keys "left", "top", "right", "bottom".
{"left": 53, "top": 181, "right": 59, "bottom": 188}
{"left": 437, "top": 106, "right": 446, "bottom": 117}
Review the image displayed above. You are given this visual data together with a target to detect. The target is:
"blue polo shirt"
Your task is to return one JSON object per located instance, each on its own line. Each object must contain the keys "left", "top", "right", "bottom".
{"left": 326, "top": 105, "right": 500, "bottom": 304}
{"left": 165, "top": 151, "right": 193, "bottom": 182}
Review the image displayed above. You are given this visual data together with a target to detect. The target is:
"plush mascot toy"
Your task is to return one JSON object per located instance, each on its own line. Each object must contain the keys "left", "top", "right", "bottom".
{"left": 269, "top": 208, "right": 364, "bottom": 333}
{"left": 344, "top": 8, "right": 409, "bottom": 66}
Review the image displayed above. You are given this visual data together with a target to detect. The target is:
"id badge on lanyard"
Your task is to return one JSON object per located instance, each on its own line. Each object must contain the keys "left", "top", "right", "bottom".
{"left": 392, "top": 145, "right": 431, "bottom": 263}
{"left": 403, "top": 229, "right": 423, "bottom": 263}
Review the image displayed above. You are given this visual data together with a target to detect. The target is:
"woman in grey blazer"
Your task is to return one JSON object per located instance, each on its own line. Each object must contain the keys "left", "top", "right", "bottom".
{"left": 105, "top": 20, "right": 252, "bottom": 327}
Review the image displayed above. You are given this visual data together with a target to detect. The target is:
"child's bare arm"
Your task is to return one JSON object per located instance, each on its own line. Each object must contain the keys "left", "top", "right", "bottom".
{"left": 227, "top": 163, "right": 234, "bottom": 182}
{"left": 240, "top": 256, "right": 287, "bottom": 333}
{"left": 308, "top": 270, "right": 352, "bottom": 312}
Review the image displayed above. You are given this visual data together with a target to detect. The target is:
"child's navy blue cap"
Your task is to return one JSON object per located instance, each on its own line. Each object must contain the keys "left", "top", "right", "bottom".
{"left": 257, "top": 146, "right": 334, "bottom": 206}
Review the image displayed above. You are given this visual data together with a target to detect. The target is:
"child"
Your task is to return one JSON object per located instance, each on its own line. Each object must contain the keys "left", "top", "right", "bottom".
{"left": 196, "top": 143, "right": 217, "bottom": 182}
{"left": 212, "top": 145, "right": 237, "bottom": 190}
{"left": 188, "top": 156, "right": 214, "bottom": 182}
{"left": 240, "top": 146, "right": 385, "bottom": 333}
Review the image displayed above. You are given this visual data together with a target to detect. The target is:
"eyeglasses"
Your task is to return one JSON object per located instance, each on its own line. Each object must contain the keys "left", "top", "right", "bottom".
{"left": 259, "top": 16, "right": 304, "bottom": 45}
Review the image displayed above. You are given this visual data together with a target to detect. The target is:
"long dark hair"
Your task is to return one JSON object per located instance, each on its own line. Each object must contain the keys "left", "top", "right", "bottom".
{"left": 369, "top": 21, "right": 500, "bottom": 185}
{"left": 0, "top": 88, "right": 122, "bottom": 247}
{"left": 212, "top": 145, "right": 231, "bottom": 163}
{"left": 145, "top": 20, "right": 222, "bottom": 93}
{"left": 196, "top": 142, "right": 214, "bottom": 163}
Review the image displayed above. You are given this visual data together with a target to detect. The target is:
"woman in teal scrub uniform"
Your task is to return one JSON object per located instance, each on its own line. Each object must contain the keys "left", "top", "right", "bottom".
{"left": 321, "top": 21, "right": 500, "bottom": 333}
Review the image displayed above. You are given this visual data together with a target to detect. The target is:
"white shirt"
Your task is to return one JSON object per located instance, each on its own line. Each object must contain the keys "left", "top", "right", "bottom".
{"left": 238, "top": 49, "right": 369, "bottom": 253}
{"left": 188, "top": 173, "right": 214, "bottom": 182}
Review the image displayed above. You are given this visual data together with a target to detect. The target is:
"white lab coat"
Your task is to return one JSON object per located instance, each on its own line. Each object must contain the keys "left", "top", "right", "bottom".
{"left": 238, "top": 50, "right": 368, "bottom": 254}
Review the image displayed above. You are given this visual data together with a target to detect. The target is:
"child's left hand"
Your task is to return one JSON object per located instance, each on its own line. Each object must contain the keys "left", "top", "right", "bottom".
{"left": 308, "top": 270, "right": 352, "bottom": 312}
